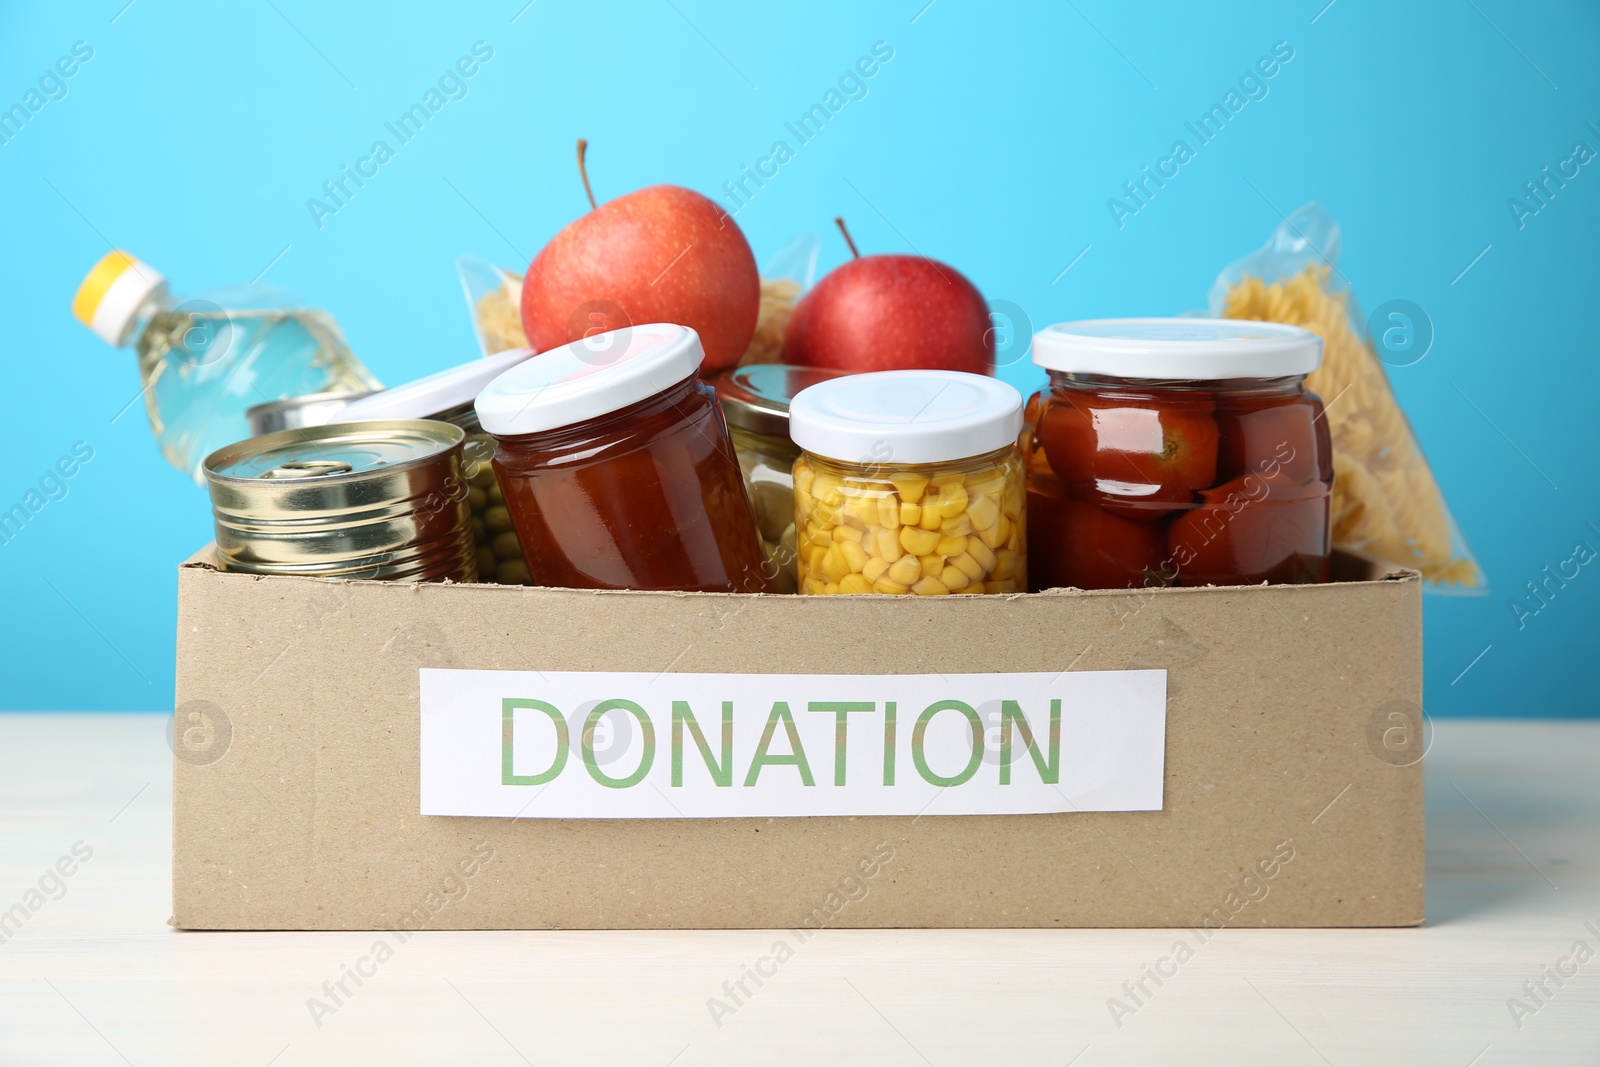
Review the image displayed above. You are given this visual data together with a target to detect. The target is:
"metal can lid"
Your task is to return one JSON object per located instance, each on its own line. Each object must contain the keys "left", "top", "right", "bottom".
{"left": 204, "top": 419, "right": 464, "bottom": 484}
{"left": 709, "top": 363, "right": 845, "bottom": 439}
{"left": 245, "top": 390, "right": 379, "bottom": 437}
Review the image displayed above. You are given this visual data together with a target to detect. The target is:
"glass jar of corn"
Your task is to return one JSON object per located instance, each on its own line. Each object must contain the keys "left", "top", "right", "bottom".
{"left": 788, "top": 370, "right": 1026, "bottom": 596}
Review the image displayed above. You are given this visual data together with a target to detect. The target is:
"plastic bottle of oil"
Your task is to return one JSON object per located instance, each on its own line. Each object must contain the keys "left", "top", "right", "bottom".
{"left": 73, "top": 250, "right": 381, "bottom": 482}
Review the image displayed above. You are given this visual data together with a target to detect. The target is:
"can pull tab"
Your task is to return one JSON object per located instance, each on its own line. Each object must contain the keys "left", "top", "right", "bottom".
{"left": 259, "top": 460, "right": 355, "bottom": 479}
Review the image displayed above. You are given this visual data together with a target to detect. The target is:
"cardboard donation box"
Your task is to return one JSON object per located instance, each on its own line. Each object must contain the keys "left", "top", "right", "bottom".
{"left": 171, "top": 547, "right": 1424, "bottom": 930}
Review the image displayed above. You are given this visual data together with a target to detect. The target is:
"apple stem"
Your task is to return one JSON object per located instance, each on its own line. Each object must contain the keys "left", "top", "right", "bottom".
{"left": 834, "top": 217, "right": 861, "bottom": 259}
{"left": 576, "top": 139, "right": 598, "bottom": 211}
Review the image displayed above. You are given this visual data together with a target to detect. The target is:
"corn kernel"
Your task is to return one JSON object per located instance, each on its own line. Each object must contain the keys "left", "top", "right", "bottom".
{"left": 887, "top": 554, "right": 922, "bottom": 586}
{"left": 848, "top": 495, "right": 879, "bottom": 527}
{"left": 966, "top": 492, "right": 1000, "bottom": 531}
{"left": 932, "top": 482, "right": 968, "bottom": 519}
{"left": 966, "top": 538, "right": 997, "bottom": 571}
{"left": 977, "top": 514, "right": 1010, "bottom": 550}
{"left": 891, "top": 473, "right": 928, "bottom": 503}
{"left": 993, "top": 549, "right": 1017, "bottom": 580}
{"left": 874, "top": 527, "right": 904, "bottom": 562}
{"left": 899, "top": 526, "right": 939, "bottom": 556}
{"left": 967, "top": 475, "right": 1006, "bottom": 501}
{"left": 794, "top": 449, "right": 1025, "bottom": 596}
{"left": 950, "top": 552, "right": 985, "bottom": 581}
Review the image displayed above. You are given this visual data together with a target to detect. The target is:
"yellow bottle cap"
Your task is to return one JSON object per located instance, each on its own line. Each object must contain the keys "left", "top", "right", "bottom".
{"left": 72, "top": 250, "right": 166, "bottom": 346}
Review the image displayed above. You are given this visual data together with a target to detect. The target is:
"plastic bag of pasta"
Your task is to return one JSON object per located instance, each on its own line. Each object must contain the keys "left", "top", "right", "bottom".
{"left": 457, "top": 254, "right": 526, "bottom": 356}
{"left": 1208, "top": 203, "right": 1483, "bottom": 590}
{"left": 455, "top": 235, "right": 819, "bottom": 364}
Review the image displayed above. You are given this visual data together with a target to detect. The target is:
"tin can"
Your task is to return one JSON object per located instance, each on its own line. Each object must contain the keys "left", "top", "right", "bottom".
{"left": 203, "top": 419, "right": 477, "bottom": 582}
{"left": 246, "top": 390, "right": 379, "bottom": 437}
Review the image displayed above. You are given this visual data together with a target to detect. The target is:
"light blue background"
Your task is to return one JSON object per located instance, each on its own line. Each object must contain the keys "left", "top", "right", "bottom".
{"left": 1, "top": 1, "right": 1594, "bottom": 715}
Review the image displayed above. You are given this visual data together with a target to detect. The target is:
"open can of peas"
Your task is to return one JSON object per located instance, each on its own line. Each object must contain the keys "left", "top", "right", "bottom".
{"left": 337, "top": 349, "right": 536, "bottom": 585}
{"left": 788, "top": 370, "right": 1027, "bottom": 595}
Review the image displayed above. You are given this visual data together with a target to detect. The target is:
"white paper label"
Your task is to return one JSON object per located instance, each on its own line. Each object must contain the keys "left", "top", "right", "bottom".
{"left": 419, "top": 668, "right": 1166, "bottom": 820}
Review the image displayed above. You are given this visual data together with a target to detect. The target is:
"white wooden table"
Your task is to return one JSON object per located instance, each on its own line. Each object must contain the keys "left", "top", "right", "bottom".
{"left": 0, "top": 714, "right": 1595, "bottom": 1065}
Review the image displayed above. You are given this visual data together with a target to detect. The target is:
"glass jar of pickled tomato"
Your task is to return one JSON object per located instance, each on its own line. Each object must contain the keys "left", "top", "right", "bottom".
{"left": 789, "top": 370, "right": 1026, "bottom": 596}
{"left": 709, "top": 363, "right": 844, "bottom": 594}
{"left": 474, "top": 324, "right": 772, "bottom": 593}
{"left": 1025, "top": 319, "right": 1333, "bottom": 591}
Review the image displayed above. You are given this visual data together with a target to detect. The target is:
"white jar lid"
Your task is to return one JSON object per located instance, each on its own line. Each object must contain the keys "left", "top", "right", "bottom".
{"left": 475, "top": 324, "right": 704, "bottom": 436}
{"left": 789, "top": 370, "right": 1023, "bottom": 466}
{"left": 1032, "top": 318, "right": 1322, "bottom": 379}
{"left": 338, "top": 348, "right": 535, "bottom": 423}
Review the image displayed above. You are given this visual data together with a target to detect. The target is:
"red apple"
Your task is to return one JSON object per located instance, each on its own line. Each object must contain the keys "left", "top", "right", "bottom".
{"left": 781, "top": 218, "right": 994, "bottom": 374}
{"left": 520, "top": 140, "right": 759, "bottom": 372}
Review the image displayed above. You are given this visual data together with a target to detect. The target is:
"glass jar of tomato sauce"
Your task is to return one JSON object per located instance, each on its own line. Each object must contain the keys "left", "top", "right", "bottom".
{"left": 1025, "top": 319, "right": 1332, "bottom": 590}
{"left": 474, "top": 324, "right": 772, "bottom": 593}
{"left": 789, "top": 370, "right": 1027, "bottom": 595}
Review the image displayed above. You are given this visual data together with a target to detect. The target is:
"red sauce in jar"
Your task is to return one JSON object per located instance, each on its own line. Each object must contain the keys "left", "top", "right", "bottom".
{"left": 477, "top": 324, "right": 772, "bottom": 593}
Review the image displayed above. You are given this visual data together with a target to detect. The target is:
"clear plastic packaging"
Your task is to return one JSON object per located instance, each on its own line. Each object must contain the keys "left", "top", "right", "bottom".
{"left": 1208, "top": 205, "right": 1483, "bottom": 590}
{"left": 457, "top": 254, "right": 527, "bottom": 356}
